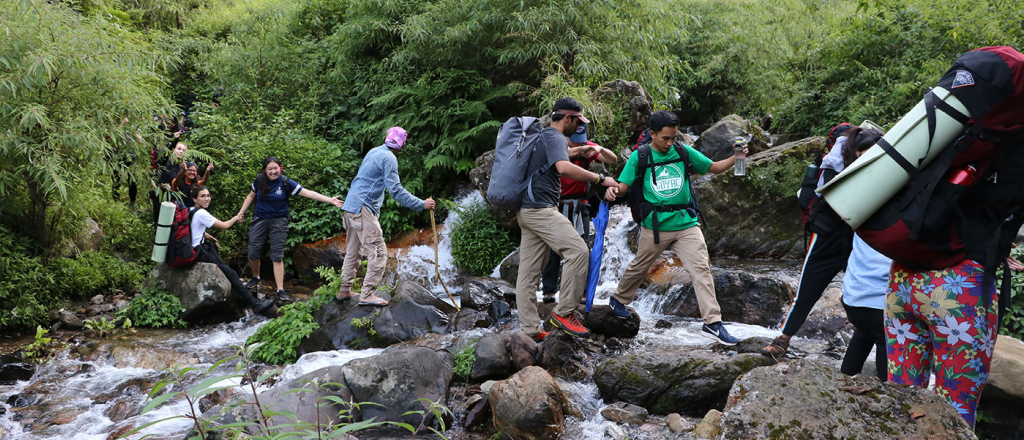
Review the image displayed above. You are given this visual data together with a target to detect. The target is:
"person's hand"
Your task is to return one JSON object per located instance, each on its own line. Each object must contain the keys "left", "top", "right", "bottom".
{"left": 1008, "top": 256, "right": 1024, "bottom": 271}
{"left": 207, "top": 163, "right": 215, "bottom": 172}
{"left": 212, "top": 237, "right": 220, "bottom": 250}
{"left": 605, "top": 186, "right": 618, "bottom": 202}
{"left": 160, "top": 183, "right": 172, "bottom": 191}
{"left": 601, "top": 176, "right": 617, "bottom": 188}
{"left": 328, "top": 196, "right": 343, "bottom": 208}
{"left": 424, "top": 197, "right": 436, "bottom": 210}
{"left": 173, "top": 131, "right": 181, "bottom": 138}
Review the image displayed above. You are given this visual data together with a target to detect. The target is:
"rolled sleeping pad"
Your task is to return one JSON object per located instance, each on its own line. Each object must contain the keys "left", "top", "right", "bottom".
{"left": 151, "top": 201, "right": 176, "bottom": 262}
{"left": 817, "top": 86, "right": 971, "bottom": 229}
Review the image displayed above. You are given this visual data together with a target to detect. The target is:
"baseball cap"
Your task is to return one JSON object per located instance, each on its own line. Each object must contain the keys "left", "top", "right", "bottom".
{"left": 569, "top": 123, "right": 588, "bottom": 143}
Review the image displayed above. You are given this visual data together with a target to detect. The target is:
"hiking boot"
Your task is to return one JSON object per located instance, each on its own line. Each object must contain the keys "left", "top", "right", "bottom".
{"left": 276, "top": 289, "right": 290, "bottom": 300}
{"left": 531, "top": 331, "right": 551, "bottom": 342}
{"left": 245, "top": 278, "right": 260, "bottom": 290}
{"left": 549, "top": 312, "right": 590, "bottom": 338}
{"left": 251, "top": 299, "right": 273, "bottom": 315}
{"left": 701, "top": 322, "right": 738, "bottom": 346}
{"left": 762, "top": 336, "right": 790, "bottom": 358}
{"left": 542, "top": 293, "right": 556, "bottom": 304}
{"left": 608, "top": 297, "right": 632, "bottom": 319}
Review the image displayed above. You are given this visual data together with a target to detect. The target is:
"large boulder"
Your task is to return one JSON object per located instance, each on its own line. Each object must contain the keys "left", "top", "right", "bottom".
{"left": 596, "top": 80, "right": 653, "bottom": 135}
{"left": 462, "top": 277, "right": 516, "bottom": 311}
{"left": 641, "top": 266, "right": 794, "bottom": 327}
{"left": 298, "top": 281, "right": 455, "bottom": 352}
{"left": 696, "top": 136, "right": 825, "bottom": 259}
{"left": 290, "top": 235, "right": 346, "bottom": 280}
{"left": 539, "top": 331, "right": 598, "bottom": 381}
{"left": 470, "top": 332, "right": 513, "bottom": 382}
{"left": 341, "top": 346, "right": 453, "bottom": 425}
{"left": 147, "top": 263, "right": 244, "bottom": 324}
{"left": 585, "top": 305, "right": 641, "bottom": 338}
{"left": 978, "top": 335, "right": 1024, "bottom": 437}
{"left": 489, "top": 366, "right": 579, "bottom": 440}
{"left": 74, "top": 218, "right": 104, "bottom": 253}
{"left": 693, "top": 114, "right": 771, "bottom": 161}
{"left": 0, "top": 355, "right": 34, "bottom": 385}
{"left": 719, "top": 360, "right": 976, "bottom": 439}
{"left": 594, "top": 350, "right": 775, "bottom": 416}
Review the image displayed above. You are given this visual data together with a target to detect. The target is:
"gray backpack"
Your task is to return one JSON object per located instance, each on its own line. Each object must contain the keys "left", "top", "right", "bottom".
{"left": 488, "top": 116, "right": 546, "bottom": 210}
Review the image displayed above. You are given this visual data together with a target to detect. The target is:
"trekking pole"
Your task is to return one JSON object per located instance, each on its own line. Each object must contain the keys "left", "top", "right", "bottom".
{"left": 430, "top": 209, "right": 460, "bottom": 311}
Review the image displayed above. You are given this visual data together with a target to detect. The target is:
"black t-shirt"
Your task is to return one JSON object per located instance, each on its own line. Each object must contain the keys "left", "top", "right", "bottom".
{"left": 521, "top": 127, "right": 571, "bottom": 209}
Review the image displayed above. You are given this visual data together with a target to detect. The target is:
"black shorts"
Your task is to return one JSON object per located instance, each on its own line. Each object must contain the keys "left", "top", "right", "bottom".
{"left": 248, "top": 216, "right": 289, "bottom": 262}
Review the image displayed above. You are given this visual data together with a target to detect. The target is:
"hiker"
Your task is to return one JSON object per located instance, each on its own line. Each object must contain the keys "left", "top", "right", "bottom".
{"left": 149, "top": 141, "right": 189, "bottom": 223}
{"left": 514, "top": 98, "right": 620, "bottom": 340}
{"left": 172, "top": 161, "right": 214, "bottom": 208}
{"left": 604, "top": 110, "right": 746, "bottom": 345}
{"left": 834, "top": 130, "right": 890, "bottom": 381}
{"left": 236, "top": 156, "right": 344, "bottom": 299}
{"left": 189, "top": 186, "right": 273, "bottom": 315}
{"left": 540, "top": 122, "right": 617, "bottom": 303}
{"left": 335, "top": 127, "right": 435, "bottom": 307}
{"left": 762, "top": 124, "right": 865, "bottom": 357}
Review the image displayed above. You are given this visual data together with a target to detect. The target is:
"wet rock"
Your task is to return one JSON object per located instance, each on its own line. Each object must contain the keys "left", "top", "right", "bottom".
{"left": 507, "top": 332, "right": 539, "bottom": 371}
{"left": 698, "top": 136, "right": 826, "bottom": 259}
{"left": 0, "top": 355, "right": 34, "bottom": 385}
{"left": 693, "top": 409, "right": 722, "bottom": 438}
{"left": 693, "top": 114, "right": 771, "bottom": 162}
{"left": 666, "top": 412, "right": 695, "bottom": 433}
{"left": 584, "top": 305, "right": 640, "bottom": 338}
{"left": 464, "top": 394, "right": 491, "bottom": 430}
{"left": 795, "top": 286, "right": 852, "bottom": 338}
{"left": 453, "top": 309, "right": 492, "bottom": 331}
{"left": 712, "top": 336, "right": 774, "bottom": 355}
{"left": 342, "top": 346, "right": 453, "bottom": 425}
{"left": 299, "top": 281, "right": 455, "bottom": 352}
{"left": 643, "top": 267, "right": 793, "bottom": 327}
{"left": 222, "top": 364, "right": 355, "bottom": 429}
{"left": 538, "top": 331, "right": 593, "bottom": 381}
{"left": 103, "top": 399, "right": 137, "bottom": 424}
{"left": 86, "top": 304, "right": 116, "bottom": 317}
{"left": 488, "top": 300, "right": 512, "bottom": 324}
{"left": 147, "top": 262, "right": 244, "bottom": 325}
{"left": 471, "top": 332, "right": 512, "bottom": 382}
{"left": 59, "top": 311, "right": 84, "bottom": 329}
{"left": 462, "top": 277, "right": 516, "bottom": 310}
{"left": 720, "top": 360, "right": 976, "bottom": 439}
{"left": 654, "top": 319, "right": 673, "bottom": 329}
{"left": 988, "top": 335, "right": 1024, "bottom": 402}
{"left": 497, "top": 249, "right": 519, "bottom": 286}
{"left": 605, "top": 423, "right": 628, "bottom": 440}
{"left": 489, "top": 366, "right": 579, "bottom": 440}
{"left": 594, "top": 350, "right": 775, "bottom": 416}
{"left": 110, "top": 343, "right": 199, "bottom": 370}
{"left": 90, "top": 294, "right": 105, "bottom": 305}
{"left": 291, "top": 235, "right": 346, "bottom": 280}
{"left": 601, "top": 401, "right": 648, "bottom": 425}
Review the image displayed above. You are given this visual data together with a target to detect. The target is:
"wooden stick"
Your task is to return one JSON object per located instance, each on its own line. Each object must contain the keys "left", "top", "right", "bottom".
{"left": 430, "top": 209, "right": 459, "bottom": 311}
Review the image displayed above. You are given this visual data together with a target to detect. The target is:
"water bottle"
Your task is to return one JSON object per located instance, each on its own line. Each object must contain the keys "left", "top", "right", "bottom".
{"left": 733, "top": 138, "right": 747, "bottom": 176}
{"left": 944, "top": 165, "right": 977, "bottom": 185}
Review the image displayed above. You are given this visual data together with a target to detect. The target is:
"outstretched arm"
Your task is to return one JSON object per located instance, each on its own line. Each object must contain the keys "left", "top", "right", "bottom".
{"left": 707, "top": 144, "right": 749, "bottom": 174}
{"left": 297, "top": 188, "right": 343, "bottom": 208}
{"left": 383, "top": 156, "right": 425, "bottom": 211}
{"left": 237, "top": 190, "right": 256, "bottom": 217}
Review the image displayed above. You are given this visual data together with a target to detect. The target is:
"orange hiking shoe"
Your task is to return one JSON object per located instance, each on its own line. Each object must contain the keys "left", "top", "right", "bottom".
{"left": 549, "top": 312, "right": 590, "bottom": 338}
{"left": 531, "top": 331, "right": 551, "bottom": 342}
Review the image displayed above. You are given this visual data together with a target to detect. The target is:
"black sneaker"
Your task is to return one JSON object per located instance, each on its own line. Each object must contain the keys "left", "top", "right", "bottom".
{"left": 608, "top": 297, "right": 632, "bottom": 319}
{"left": 245, "top": 278, "right": 260, "bottom": 290}
{"left": 251, "top": 299, "right": 273, "bottom": 315}
{"left": 276, "top": 289, "right": 290, "bottom": 300}
{"left": 542, "top": 293, "right": 556, "bottom": 304}
{"left": 701, "top": 322, "right": 738, "bottom": 346}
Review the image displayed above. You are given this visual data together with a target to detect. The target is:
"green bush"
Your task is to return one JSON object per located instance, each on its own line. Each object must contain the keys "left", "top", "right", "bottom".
{"left": 87, "top": 199, "right": 153, "bottom": 260}
{"left": 0, "top": 228, "right": 56, "bottom": 330}
{"left": 246, "top": 266, "right": 341, "bottom": 364}
{"left": 452, "top": 344, "right": 476, "bottom": 381}
{"left": 119, "top": 286, "right": 188, "bottom": 328}
{"left": 450, "top": 202, "right": 518, "bottom": 276}
{"left": 52, "top": 251, "right": 146, "bottom": 298}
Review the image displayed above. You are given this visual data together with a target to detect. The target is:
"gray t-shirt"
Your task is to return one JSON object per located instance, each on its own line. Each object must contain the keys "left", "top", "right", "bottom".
{"left": 521, "top": 127, "right": 570, "bottom": 209}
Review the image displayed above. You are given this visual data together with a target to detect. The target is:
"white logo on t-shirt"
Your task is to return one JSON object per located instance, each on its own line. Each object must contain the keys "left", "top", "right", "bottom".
{"left": 650, "top": 164, "right": 684, "bottom": 198}
{"left": 274, "top": 187, "right": 284, "bottom": 196}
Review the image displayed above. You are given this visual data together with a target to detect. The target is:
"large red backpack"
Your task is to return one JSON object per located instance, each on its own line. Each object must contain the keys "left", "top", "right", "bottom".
{"left": 165, "top": 201, "right": 198, "bottom": 267}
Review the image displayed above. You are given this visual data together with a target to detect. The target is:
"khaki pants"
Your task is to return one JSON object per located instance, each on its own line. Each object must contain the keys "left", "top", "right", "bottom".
{"left": 614, "top": 226, "right": 723, "bottom": 324}
{"left": 340, "top": 206, "right": 387, "bottom": 301}
{"left": 515, "top": 207, "right": 590, "bottom": 336}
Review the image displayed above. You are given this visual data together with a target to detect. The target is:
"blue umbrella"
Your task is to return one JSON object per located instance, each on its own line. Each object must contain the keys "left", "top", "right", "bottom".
{"left": 585, "top": 201, "right": 610, "bottom": 312}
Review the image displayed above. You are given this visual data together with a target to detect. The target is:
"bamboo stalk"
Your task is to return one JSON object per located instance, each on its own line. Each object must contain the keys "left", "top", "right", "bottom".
{"left": 430, "top": 209, "right": 459, "bottom": 311}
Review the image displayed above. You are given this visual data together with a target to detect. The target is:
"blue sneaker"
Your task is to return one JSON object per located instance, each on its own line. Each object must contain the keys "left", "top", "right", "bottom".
{"left": 701, "top": 322, "right": 738, "bottom": 346}
{"left": 608, "top": 297, "right": 632, "bottom": 319}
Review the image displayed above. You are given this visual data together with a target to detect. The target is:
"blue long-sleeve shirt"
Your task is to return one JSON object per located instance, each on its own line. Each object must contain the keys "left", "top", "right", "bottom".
{"left": 343, "top": 145, "right": 424, "bottom": 218}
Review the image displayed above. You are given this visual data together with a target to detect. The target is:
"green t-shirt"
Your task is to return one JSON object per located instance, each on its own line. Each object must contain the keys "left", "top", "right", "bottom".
{"left": 619, "top": 143, "right": 713, "bottom": 231}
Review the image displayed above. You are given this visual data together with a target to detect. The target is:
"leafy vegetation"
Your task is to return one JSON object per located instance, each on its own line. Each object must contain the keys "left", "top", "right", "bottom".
{"left": 452, "top": 344, "right": 476, "bottom": 382}
{"left": 20, "top": 326, "right": 55, "bottom": 362}
{"left": 246, "top": 267, "right": 340, "bottom": 364}
{"left": 119, "top": 286, "right": 188, "bottom": 329}
{"left": 450, "top": 202, "right": 519, "bottom": 276}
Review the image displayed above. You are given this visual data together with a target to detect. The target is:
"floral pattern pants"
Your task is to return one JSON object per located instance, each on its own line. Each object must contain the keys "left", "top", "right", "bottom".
{"left": 885, "top": 259, "right": 998, "bottom": 428}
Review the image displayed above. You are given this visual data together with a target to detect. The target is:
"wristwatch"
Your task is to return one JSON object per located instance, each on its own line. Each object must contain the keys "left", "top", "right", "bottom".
{"left": 595, "top": 172, "right": 607, "bottom": 185}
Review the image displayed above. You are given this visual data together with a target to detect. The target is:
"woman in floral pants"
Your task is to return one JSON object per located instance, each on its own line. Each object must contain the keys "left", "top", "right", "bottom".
{"left": 885, "top": 259, "right": 998, "bottom": 427}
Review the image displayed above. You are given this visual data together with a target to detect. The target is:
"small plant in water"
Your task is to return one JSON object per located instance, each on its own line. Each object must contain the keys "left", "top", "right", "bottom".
{"left": 21, "top": 325, "right": 54, "bottom": 361}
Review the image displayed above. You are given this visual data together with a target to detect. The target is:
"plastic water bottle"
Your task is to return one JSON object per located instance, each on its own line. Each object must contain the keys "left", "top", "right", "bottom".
{"left": 733, "top": 138, "right": 747, "bottom": 176}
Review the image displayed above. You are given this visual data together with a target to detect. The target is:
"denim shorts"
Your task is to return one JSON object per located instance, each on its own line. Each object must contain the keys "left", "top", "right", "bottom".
{"left": 248, "top": 216, "right": 289, "bottom": 262}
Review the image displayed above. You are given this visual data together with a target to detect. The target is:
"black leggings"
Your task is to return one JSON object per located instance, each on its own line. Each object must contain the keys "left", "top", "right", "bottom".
{"left": 196, "top": 241, "right": 258, "bottom": 307}
{"left": 841, "top": 302, "right": 887, "bottom": 381}
{"left": 780, "top": 228, "right": 853, "bottom": 336}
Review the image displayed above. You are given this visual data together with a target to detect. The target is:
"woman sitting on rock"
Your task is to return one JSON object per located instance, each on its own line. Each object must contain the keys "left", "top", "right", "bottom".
{"left": 190, "top": 185, "right": 273, "bottom": 315}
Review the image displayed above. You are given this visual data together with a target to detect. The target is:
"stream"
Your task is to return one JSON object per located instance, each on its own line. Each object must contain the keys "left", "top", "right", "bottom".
{"left": 0, "top": 196, "right": 843, "bottom": 440}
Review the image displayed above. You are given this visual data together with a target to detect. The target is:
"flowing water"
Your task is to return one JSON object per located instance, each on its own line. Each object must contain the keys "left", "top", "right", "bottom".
{"left": 0, "top": 196, "right": 827, "bottom": 440}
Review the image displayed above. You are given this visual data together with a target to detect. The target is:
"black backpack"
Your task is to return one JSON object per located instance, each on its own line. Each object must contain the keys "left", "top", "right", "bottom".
{"left": 627, "top": 142, "right": 703, "bottom": 244}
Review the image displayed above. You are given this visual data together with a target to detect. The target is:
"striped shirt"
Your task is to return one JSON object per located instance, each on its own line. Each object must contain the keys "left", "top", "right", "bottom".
{"left": 343, "top": 145, "right": 424, "bottom": 218}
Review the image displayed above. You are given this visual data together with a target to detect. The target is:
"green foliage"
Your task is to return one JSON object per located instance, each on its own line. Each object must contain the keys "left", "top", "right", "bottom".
{"left": 743, "top": 155, "right": 808, "bottom": 200}
{"left": 452, "top": 344, "right": 476, "bottom": 381}
{"left": 997, "top": 246, "right": 1024, "bottom": 340}
{"left": 53, "top": 251, "right": 146, "bottom": 299}
{"left": 450, "top": 202, "right": 519, "bottom": 276}
{"left": 246, "top": 266, "right": 341, "bottom": 364}
{"left": 84, "top": 317, "right": 119, "bottom": 336}
{"left": 84, "top": 191, "right": 154, "bottom": 260}
{"left": 0, "top": 227, "right": 55, "bottom": 329}
{"left": 120, "top": 286, "right": 188, "bottom": 328}
{"left": 349, "top": 311, "right": 379, "bottom": 337}
{"left": 21, "top": 326, "right": 55, "bottom": 362}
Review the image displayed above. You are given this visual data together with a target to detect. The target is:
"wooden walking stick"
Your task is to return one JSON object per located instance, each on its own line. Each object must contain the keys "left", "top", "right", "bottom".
{"left": 430, "top": 209, "right": 460, "bottom": 311}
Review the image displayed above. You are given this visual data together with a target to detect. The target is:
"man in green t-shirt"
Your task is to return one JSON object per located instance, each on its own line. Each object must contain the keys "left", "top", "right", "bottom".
{"left": 605, "top": 110, "right": 747, "bottom": 345}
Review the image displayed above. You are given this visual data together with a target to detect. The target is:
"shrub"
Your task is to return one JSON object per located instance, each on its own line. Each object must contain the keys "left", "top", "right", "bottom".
{"left": 452, "top": 344, "right": 476, "bottom": 381}
{"left": 246, "top": 266, "right": 341, "bottom": 364}
{"left": 450, "top": 202, "right": 519, "bottom": 276}
{"left": 52, "top": 250, "right": 146, "bottom": 298}
{"left": 0, "top": 227, "right": 56, "bottom": 330}
{"left": 87, "top": 198, "right": 153, "bottom": 260}
{"left": 119, "top": 286, "right": 188, "bottom": 329}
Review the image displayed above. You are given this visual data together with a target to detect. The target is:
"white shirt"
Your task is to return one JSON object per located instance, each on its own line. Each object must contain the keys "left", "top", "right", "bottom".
{"left": 190, "top": 208, "right": 217, "bottom": 248}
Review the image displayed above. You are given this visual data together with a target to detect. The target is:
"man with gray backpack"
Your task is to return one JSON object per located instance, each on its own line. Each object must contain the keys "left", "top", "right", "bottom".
{"left": 489, "top": 97, "right": 620, "bottom": 340}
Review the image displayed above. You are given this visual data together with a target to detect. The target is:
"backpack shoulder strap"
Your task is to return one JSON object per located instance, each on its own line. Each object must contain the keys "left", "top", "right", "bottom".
{"left": 635, "top": 144, "right": 651, "bottom": 187}
{"left": 672, "top": 143, "right": 694, "bottom": 174}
